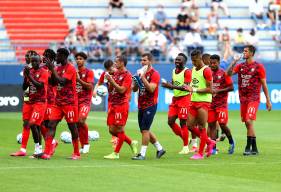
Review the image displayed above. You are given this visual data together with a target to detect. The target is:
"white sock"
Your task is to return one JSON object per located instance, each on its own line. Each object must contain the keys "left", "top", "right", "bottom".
{"left": 153, "top": 141, "right": 163, "bottom": 151}
{"left": 20, "top": 148, "right": 26, "bottom": 153}
{"left": 191, "top": 139, "right": 197, "bottom": 147}
{"left": 52, "top": 139, "right": 56, "bottom": 144}
{"left": 183, "top": 146, "right": 189, "bottom": 150}
{"left": 140, "top": 145, "right": 148, "bottom": 157}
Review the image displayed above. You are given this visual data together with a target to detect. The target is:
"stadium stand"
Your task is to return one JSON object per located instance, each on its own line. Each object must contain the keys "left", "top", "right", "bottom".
{"left": 0, "top": 0, "right": 280, "bottom": 64}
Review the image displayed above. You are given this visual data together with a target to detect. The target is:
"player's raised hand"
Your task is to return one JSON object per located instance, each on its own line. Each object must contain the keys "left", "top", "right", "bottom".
{"left": 105, "top": 73, "right": 113, "bottom": 83}
{"left": 183, "top": 85, "right": 193, "bottom": 92}
{"left": 45, "top": 57, "right": 55, "bottom": 70}
{"left": 266, "top": 101, "right": 272, "bottom": 111}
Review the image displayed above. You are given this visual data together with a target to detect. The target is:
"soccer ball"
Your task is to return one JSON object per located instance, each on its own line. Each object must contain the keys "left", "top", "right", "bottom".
{"left": 97, "top": 85, "right": 108, "bottom": 97}
{"left": 60, "top": 131, "right": 72, "bottom": 143}
{"left": 16, "top": 133, "right": 22, "bottom": 144}
{"left": 88, "top": 130, "right": 100, "bottom": 141}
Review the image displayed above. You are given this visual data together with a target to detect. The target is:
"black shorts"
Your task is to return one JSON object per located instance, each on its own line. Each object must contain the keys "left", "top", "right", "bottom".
{"left": 138, "top": 104, "right": 157, "bottom": 131}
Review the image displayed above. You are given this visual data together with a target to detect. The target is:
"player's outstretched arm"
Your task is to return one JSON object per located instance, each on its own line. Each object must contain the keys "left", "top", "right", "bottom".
{"left": 22, "top": 76, "right": 29, "bottom": 90}
{"left": 261, "top": 78, "right": 272, "bottom": 111}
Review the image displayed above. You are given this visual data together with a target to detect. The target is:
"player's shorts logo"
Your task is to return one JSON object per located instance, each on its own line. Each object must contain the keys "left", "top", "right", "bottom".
{"left": 180, "top": 108, "right": 188, "bottom": 115}
{"left": 67, "top": 111, "right": 75, "bottom": 118}
{"left": 248, "top": 107, "right": 256, "bottom": 114}
{"left": 115, "top": 112, "right": 122, "bottom": 120}
{"left": 219, "top": 111, "right": 226, "bottom": 119}
{"left": 46, "top": 108, "right": 52, "bottom": 115}
{"left": 32, "top": 112, "right": 40, "bottom": 120}
{"left": 81, "top": 106, "right": 89, "bottom": 113}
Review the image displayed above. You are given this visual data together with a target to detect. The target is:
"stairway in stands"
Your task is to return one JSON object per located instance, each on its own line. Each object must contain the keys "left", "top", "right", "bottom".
{"left": 0, "top": 0, "right": 69, "bottom": 63}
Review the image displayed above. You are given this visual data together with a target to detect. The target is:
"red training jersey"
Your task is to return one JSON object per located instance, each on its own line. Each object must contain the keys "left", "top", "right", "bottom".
{"left": 211, "top": 68, "right": 233, "bottom": 109}
{"left": 108, "top": 70, "right": 132, "bottom": 105}
{"left": 233, "top": 61, "right": 266, "bottom": 104}
{"left": 28, "top": 67, "right": 48, "bottom": 104}
{"left": 138, "top": 68, "right": 160, "bottom": 109}
{"left": 43, "top": 65, "right": 56, "bottom": 105}
{"left": 56, "top": 63, "right": 77, "bottom": 106}
{"left": 77, "top": 67, "right": 94, "bottom": 106}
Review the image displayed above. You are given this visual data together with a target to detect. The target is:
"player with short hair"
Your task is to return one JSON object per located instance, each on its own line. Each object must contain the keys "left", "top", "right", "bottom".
{"left": 162, "top": 53, "right": 192, "bottom": 154}
{"left": 75, "top": 52, "right": 94, "bottom": 154}
{"left": 41, "top": 49, "right": 59, "bottom": 156}
{"left": 10, "top": 50, "right": 38, "bottom": 157}
{"left": 23, "top": 54, "right": 48, "bottom": 157}
{"left": 186, "top": 50, "right": 216, "bottom": 160}
{"left": 41, "top": 48, "right": 80, "bottom": 160}
{"left": 227, "top": 45, "right": 272, "bottom": 155}
{"left": 104, "top": 55, "right": 138, "bottom": 159}
{"left": 132, "top": 53, "right": 165, "bottom": 160}
{"left": 202, "top": 53, "right": 211, "bottom": 66}
{"left": 93, "top": 59, "right": 118, "bottom": 148}
{"left": 208, "top": 54, "right": 235, "bottom": 154}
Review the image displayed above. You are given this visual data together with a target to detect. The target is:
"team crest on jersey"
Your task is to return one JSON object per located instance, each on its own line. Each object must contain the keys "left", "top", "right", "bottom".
{"left": 119, "top": 77, "right": 123, "bottom": 80}
{"left": 218, "top": 76, "right": 221, "bottom": 79}
{"left": 62, "top": 70, "right": 65, "bottom": 74}
{"left": 146, "top": 76, "right": 150, "bottom": 81}
{"left": 251, "top": 68, "right": 255, "bottom": 72}
{"left": 82, "top": 74, "right": 86, "bottom": 78}
{"left": 36, "top": 74, "right": 40, "bottom": 78}
{"left": 240, "top": 68, "right": 243, "bottom": 71}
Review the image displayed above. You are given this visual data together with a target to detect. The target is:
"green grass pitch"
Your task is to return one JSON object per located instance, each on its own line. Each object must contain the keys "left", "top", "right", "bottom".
{"left": 0, "top": 111, "right": 281, "bottom": 192}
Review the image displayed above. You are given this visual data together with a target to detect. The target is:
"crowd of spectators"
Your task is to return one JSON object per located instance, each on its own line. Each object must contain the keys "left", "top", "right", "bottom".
{"left": 61, "top": 0, "right": 281, "bottom": 64}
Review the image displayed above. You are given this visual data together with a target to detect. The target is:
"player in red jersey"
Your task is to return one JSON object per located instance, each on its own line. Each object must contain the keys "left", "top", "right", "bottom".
{"left": 75, "top": 52, "right": 94, "bottom": 154}
{"left": 41, "top": 48, "right": 80, "bottom": 160}
{"left": 24, "top": 55, "right": 48, "bottom": 157}
{"left": 93, "top": 59, "right": 118, "bottom": 148}
{"left": 227, "top": 45, "right": 272, "bottom": 155}
{"left": 10, "top": 50, "right": 38, "bottom": 157}
{"left": 185, "top": 50, "right": 216, "bottom": 160}
{"left": 132, "top": 53, "right": 165, "bottom": 160}
{"left": 41, "top": 49, "right": 59, "bottom": 156}
{"left": 162, "top": 53, "right": 192, "bottom": 155}
{"left": 103, "top": 55, "right": 138, "bottom": 159}
{"left": 208, "top": 54, "right": 235, "bottom": 155}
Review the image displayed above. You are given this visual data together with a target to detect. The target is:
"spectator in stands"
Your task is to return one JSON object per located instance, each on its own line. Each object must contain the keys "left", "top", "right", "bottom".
{"left": 267, "top": 0, "right": 281, "bottom": 27}
{"left": 147, "top": 24, "right": 167, "bottom": 61}
{"left": 138, "top": 6, "right": 154, "bottom": 29}
{"left": 75, "top": 20, "right": 87, "bottom": 45}
{"left": 176, "top": 6, "right": 191, "bottom": 36}
{"left": 218, "top": 27, "right": 232, "bottom": 60}
{"left": 245, "top": 28, "right": 259, "bottom": 47}
{"left": 205, "top": 7, "right": 219, "bottom": 38}
{"left": 182, "top": 29, "right": 204, "bottom": 55}
{"left": 167, "top": 37, "right": 185, "bottom": 62}
{"left": 102, "top": 18, "right": 112, "bottom": 33}
{"left": 108, "top": 0, "right": 127, "bottom": 18}
{"left": 86, "top": 18, "right": 99, "bottom": 41}
{"left": 211, "top": 0, "right": 231, "bottom": 18}
{"left": 88, "top": 40, "right": 104, "bottom": 63}
{"left": 249, "top": 0, "right": 268, "bottom": 29}
{"left": 233, "top": 28, "right": 246, "bottom": 53}
{"left": 182, "top": 0, "right": 193, "bottom": 10}
{"left": 153, "top": 4, "right": 172, "bottom": 31}
{"left": 126, "top": 27, "right": 141, "bottom": 59}
{"left": 138, "top": 27, "right": 153, "bottom": 54}
{"left": 109, "top": 25, "right": 128, "bottom": 52}
{"left": 97, "top": 31, "right": 112, "bottom": 56}
{"left": 189, "top": 3, "right": 201, "bottom": 33}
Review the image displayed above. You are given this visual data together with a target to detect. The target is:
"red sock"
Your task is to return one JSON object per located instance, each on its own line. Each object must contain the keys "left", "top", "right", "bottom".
{"left": 83, "top": 124, "right": 89, "bottom": 145}
{"left": 78, "top": 125, "right": 85, "bottom": 148}
{"left": 191, "top": 126, "right": 201, "bottom": 138}
{"left": 40, "top": 125, "right": 48, "bottom": 141}
{"left": 198, "top": 128, "right": 208, "bottom": 155}
{"left": 44, "top": 137, "right": 53, "bottom": 155}
{"left": 114, "top": 132, "right": 125, "bottom": 153}
{"left": 182, "top": 125, "right": 189, "bottom": 146}
{"left": 124, "top": 134, "right": 132, "bottom": 145}
{"left": 21, "top": 125, "right": 30, "bottom": 149}
{"left": 171, "top": 123, "right": 182, "bottom": 137}
{"left": 72, "top": 138, "right": 80, "bottom": 155}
